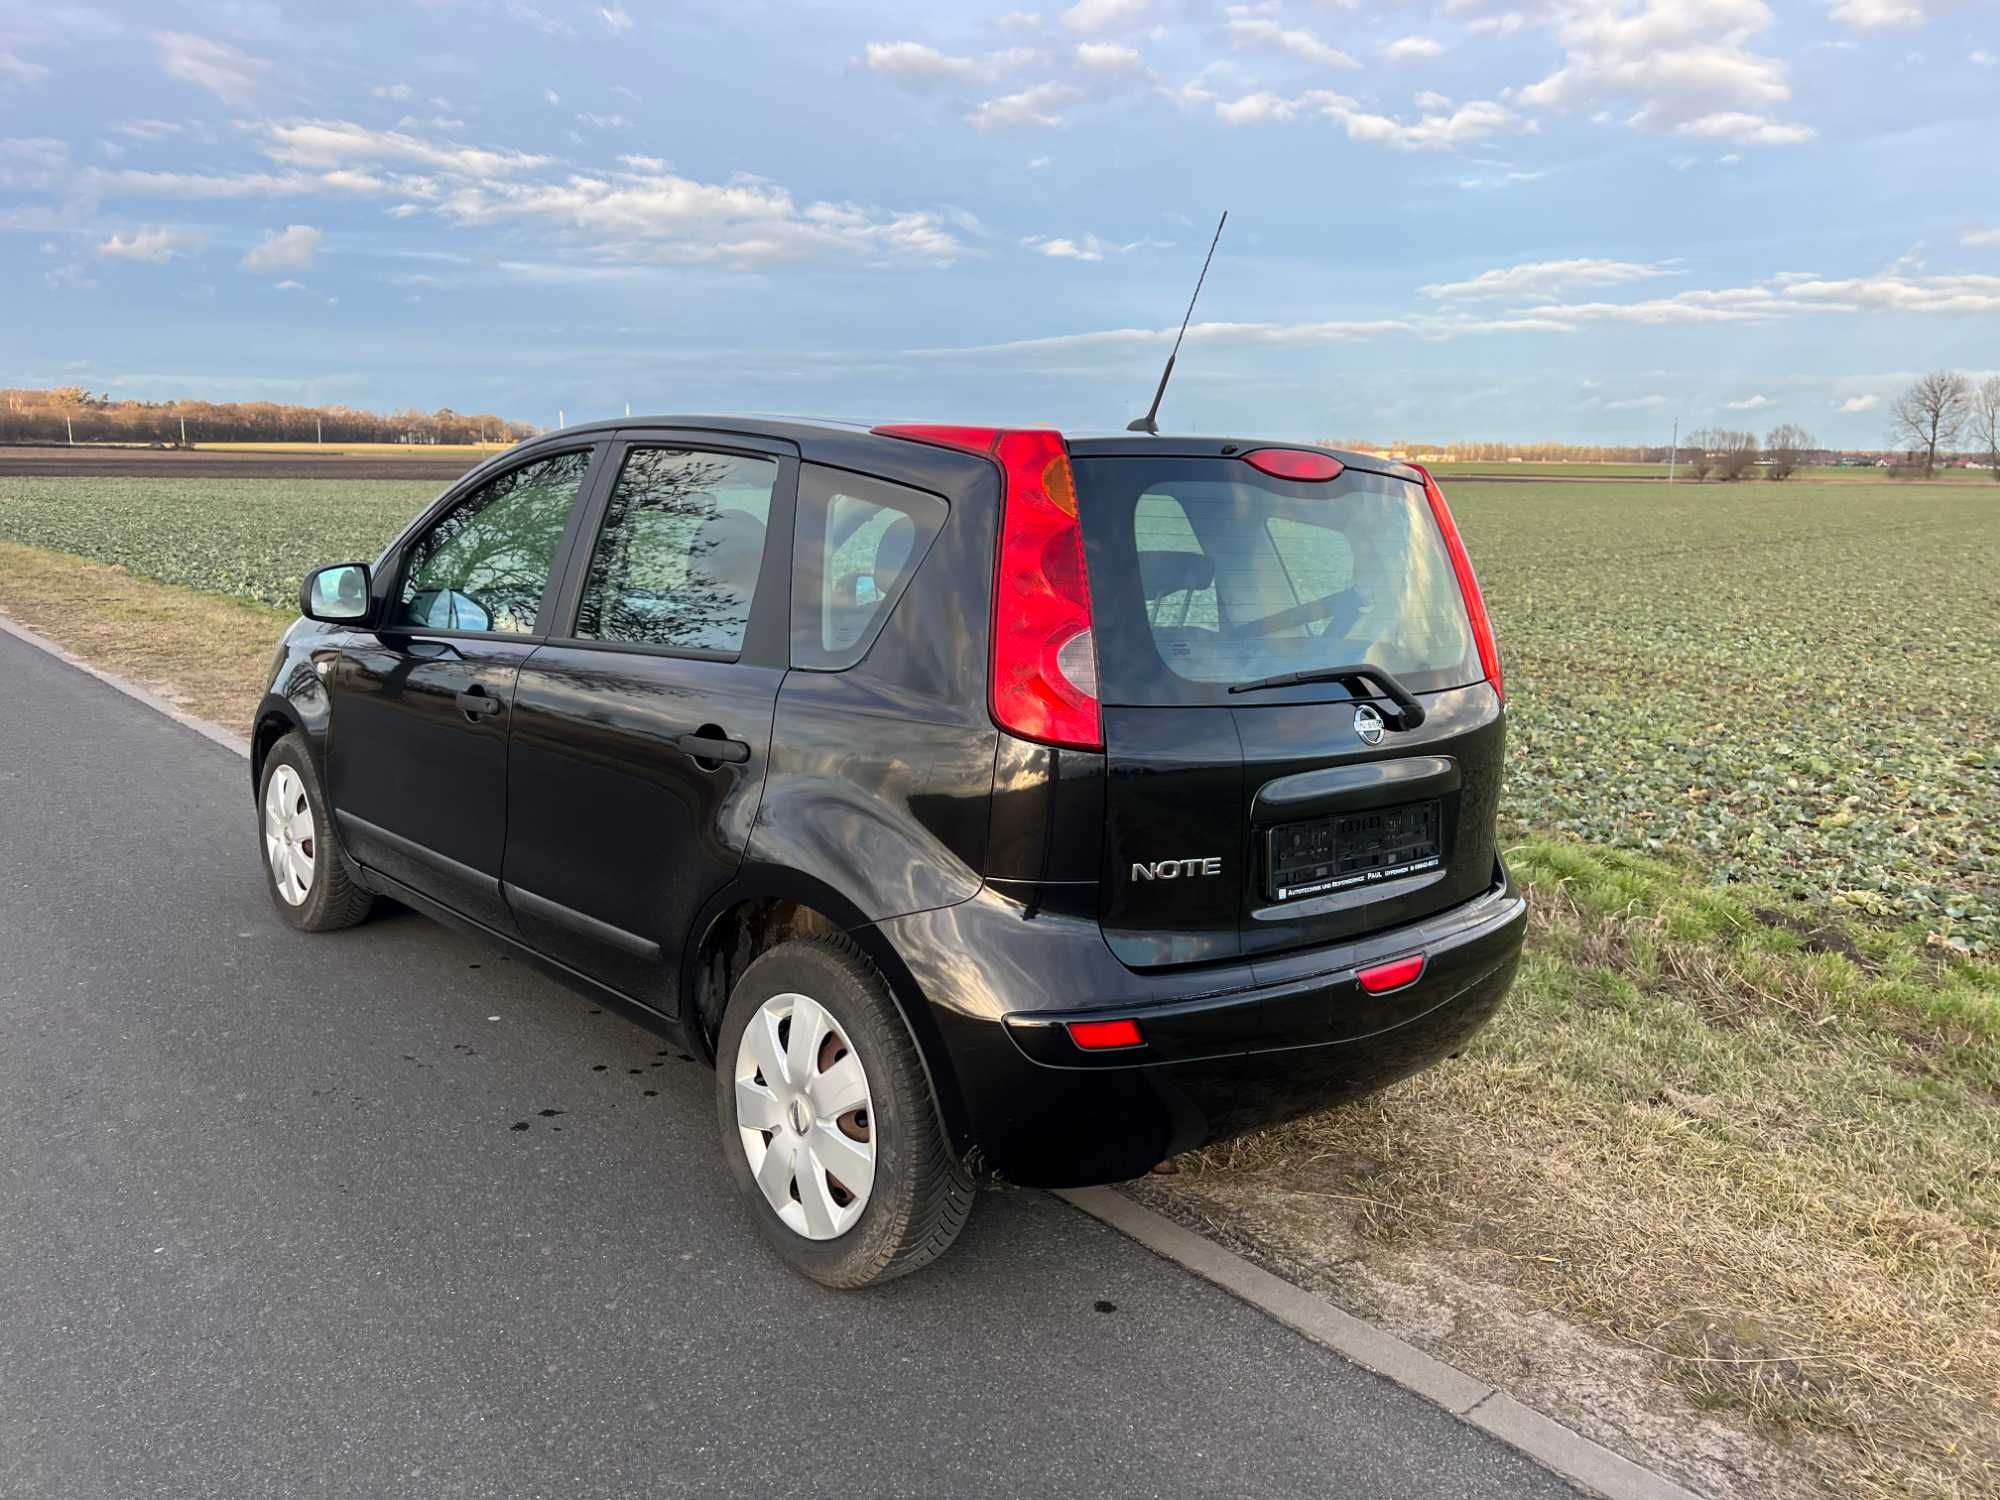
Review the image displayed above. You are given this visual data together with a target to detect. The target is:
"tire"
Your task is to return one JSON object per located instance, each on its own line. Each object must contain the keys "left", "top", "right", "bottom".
{"left": 257, "top": 731, "right": 374, "bottom": 932}
{"left": 716, "top": 935, "right": 974, "bottom": 1288}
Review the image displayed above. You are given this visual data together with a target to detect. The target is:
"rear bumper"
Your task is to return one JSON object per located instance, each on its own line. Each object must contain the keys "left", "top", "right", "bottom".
{"left": 877, "top": 872, "right": 1526, "bottom": 1188}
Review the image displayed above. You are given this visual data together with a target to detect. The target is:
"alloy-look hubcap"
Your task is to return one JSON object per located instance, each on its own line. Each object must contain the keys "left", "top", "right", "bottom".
{"left": 733, "top": 992, "right": 875, "bottom": 1241}
{"left": 263, "top": 764, "right": 316, "bottom": 906}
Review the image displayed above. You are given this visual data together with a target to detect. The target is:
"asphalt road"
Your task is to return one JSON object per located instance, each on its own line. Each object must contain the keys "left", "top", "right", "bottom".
{"left": 0, "top": 627, "right": 1581, "bottom": 1500}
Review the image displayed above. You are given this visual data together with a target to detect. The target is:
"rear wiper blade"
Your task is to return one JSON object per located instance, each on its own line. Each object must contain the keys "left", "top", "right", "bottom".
{"left": 1226, "top": 662, "right": 1427, "bottom": 728}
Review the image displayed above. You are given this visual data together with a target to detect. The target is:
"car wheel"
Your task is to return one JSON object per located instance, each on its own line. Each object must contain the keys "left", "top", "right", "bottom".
{"left": 716, "top": 936, "right": 974, "bottom": 1288}
{"left": 258, "top": 731, "right": 374, "bottom": 932}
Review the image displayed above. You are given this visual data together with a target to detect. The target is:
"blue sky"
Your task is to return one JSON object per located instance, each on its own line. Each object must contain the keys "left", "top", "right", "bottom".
{"left": 2, "top": 0, "right": 1996, "bottom": 444}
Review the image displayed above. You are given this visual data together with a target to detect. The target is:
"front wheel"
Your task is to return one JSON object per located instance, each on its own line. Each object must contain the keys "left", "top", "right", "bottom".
{"left": 258, "top": 731, "right": 373, "bottom": 932}
{"left": 716, "top": 936, "right": 973, "bottom": 1288}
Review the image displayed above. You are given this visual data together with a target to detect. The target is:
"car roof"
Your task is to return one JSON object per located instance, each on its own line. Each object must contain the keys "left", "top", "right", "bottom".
{"left": 502, "top": 416, "right": 1417, "bottom": 485}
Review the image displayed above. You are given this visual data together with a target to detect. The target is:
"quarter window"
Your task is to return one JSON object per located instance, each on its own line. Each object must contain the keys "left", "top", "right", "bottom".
{"left": 394, "top": 449, "right": 593, "bottom": 634}
{"left": 574, "top": 447, "right": 778, "bottom": 653}
{"left": 790, "top": 465, "right": 945, "bottom": 671}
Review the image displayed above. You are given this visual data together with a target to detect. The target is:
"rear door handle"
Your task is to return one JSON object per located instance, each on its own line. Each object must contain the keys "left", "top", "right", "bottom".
{"left": 456, "top": 686, "right": 505, "bottom": 718}
{"left": 673, "top": 732, "right": 751, "bottom": 765}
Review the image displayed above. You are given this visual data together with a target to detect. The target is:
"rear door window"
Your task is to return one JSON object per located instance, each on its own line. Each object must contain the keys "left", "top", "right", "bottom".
{"left": 1076, "top": 457, "right": 1479, "bottom": 704}
{"left": 573, "top": 446, "right": 777, "bottom": 654}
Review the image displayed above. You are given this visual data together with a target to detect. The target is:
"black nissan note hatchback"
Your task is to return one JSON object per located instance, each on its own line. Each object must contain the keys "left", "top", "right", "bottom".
{"left": 254, "top": 417, "right": 1525, "bottom": 1287}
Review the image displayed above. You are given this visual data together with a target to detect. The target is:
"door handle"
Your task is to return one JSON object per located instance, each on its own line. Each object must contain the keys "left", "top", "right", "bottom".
{"left": 673, "top": 732, "right": 751, "bottom": 766}
{"left": 456, "top": 686, "right": 505, "bottom": 719}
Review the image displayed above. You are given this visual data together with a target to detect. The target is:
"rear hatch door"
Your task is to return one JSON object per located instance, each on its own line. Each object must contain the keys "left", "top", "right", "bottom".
{"left": 1073, "top": 449, "right": 1504, "bottom": 969}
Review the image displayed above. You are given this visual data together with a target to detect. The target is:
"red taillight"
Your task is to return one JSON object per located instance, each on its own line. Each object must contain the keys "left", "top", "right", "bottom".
{"left": 1067, "top": 1017, "right": 1144, "bottom": 1050}
{"left": 873, "top": 422, "right": 1102, "bottom": 751}
{"left": 1357, "top": 954, "right": 1426, "bottom": 994}
{"left": 1244, "top": 448, "right": 1344, "bottom": 482}
{"left": 1410, "top": 464, "right": 1502, "bottom": 704}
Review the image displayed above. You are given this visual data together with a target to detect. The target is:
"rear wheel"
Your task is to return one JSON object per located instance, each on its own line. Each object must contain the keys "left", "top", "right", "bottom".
{"left": 715, "top": 936, "right": 973, "bottom": 1287}
{"left": 258, "top": 732, "right": 373, "bottom": 932}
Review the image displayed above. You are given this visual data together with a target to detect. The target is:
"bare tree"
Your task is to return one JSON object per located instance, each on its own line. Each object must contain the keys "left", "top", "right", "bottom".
{"left": 1714, "top": 428, "right": 1759, "bottom": 481}
{"left": 1764, "top": 422, "right": 1815, "bottom": 480}
{"left": 1890, "top": 370, "right": 1970, "bottom": 479}
{"left": 1684, "top": 428, "right": 1716, "bottom": 480}
{"left": 1974, "top": 376, "right": 2000, "bottom": 481}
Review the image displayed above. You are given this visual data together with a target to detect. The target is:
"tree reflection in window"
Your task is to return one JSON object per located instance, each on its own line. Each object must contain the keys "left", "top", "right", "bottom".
{"left": 395, "top": 450, "right": 592, "bottom": 633}
{"left": 575, "top": 448, "right": 776, "bottom": 652}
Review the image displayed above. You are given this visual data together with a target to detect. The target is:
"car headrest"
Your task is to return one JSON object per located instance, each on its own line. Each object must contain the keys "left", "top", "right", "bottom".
{"left": 694, "top": 508, "right": 767, "bottom": 601}
{"left": 1138, "top": 549, "right": 1214, "bottom": 600}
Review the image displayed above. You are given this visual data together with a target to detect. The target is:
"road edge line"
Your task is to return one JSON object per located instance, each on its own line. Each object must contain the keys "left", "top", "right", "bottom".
{"left": 0, "top": 610, "right": 252, "bottom": 761}
{"left": 1055, "top": 1186, "right": 1704, "bottom": 1500}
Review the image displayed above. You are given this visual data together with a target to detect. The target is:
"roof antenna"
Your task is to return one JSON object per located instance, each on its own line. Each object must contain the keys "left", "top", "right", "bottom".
{"left": 1127, "top": 210, "right": 1227, "bottom": 435}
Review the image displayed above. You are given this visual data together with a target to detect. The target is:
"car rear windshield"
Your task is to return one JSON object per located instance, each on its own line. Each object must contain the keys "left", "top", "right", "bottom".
{"left": 1072, "top": 456, "right": 1481, "bottom": 706}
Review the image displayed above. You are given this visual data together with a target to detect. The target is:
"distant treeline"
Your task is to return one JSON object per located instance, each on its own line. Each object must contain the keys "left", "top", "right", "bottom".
{"left": 0, "top": 387, "right": 536, "bottom": 447}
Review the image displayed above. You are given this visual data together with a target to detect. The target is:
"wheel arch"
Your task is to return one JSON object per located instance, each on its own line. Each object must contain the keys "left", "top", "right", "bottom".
{"left": 682, "top": 865, "right": 978, "bottom": 1162}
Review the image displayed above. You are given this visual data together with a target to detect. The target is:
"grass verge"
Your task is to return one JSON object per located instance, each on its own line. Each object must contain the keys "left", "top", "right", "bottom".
{"left": 1163, "top": 841, "right": 1999, "bottom": 1498}
{"left": 0, "top": 540, "right": 285, "bottom": 732}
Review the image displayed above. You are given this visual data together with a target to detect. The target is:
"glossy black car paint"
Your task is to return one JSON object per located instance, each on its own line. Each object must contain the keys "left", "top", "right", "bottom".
{"left": 253, "top": 417, "right": 1522, "bottom": 1188}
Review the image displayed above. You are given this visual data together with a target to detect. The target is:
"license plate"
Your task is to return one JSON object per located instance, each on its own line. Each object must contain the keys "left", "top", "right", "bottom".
{"left": 1267, "top": 800, "right": 1443, "bottom": 901}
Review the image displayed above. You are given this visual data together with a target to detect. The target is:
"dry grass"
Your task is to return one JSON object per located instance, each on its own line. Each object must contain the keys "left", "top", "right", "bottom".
{"left": 0, "top": 541, "right": 286, "bottom": 731}
{"left": 1173, "top": 843, "right": 2000, "bottom": 1497}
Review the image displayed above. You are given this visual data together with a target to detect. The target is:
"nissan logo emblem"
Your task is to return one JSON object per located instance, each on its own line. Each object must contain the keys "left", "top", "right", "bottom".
{"left": 1352, "top": 704, "right": 1386, "bottom": 745}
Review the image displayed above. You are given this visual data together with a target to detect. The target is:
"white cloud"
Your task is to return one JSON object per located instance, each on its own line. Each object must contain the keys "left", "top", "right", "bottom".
{"left": 258, "top": 119, "right": 551, "bottom": 177}
{"left": 430, "top": 164, "right": 967, "bottom": 268}
{"left": 1722, "top": 393, "right": 1771, "bottom": 409}
{"left": 1972, "top": 49, "right": 1995, "bottom": 64}
{"left": 1062, "top": 0, "right": 1148, "bottom": 31}
{"left": 1076, "top": 42, "right": 1145, "bottom": 70}
{"left": 1780, "top": 272, "right": 2000, "bottom": 314}
{"left": 242, "top": 224, "right": 323, "bottom": 272}
{"left": 1828, "top": 0, "right": 1938, "bottom": 27}
{"left": 1837, "top": 393, "right": 1882, "bottom": 412}
{"left": 1675, "top": 111, "right": 1815, "bottom": 145}
{"left": 1225, "top": 11, "right": 1359, "bottom": 69}
{"left": 372, "top": 82, "right": 415, "bottom": 101}
{"left": 1316, "top": 93, "right": 1517, "bottom": 151}
{"left": 1027, "top": 153, "right": 1053, "bottom": 168}
{"left": 0, "top": 137, "right": 68, "bottom": 190}
{"left": 1515, "top": 0, "right": 1812, "bottom": 146}
{"left": 115, "top": 119, "right": 183, "bottom": 141}
{"left": 968, "top": 81, "right": 1078, "bottom": 128}
{"left": 1216, "top": 90, "right": 1300, "bottom": 124}
{"left": 1964, "top": 227, "right": 2000, "bottom": 247}
{"left": 619, "top": 153, "right": 668, "bottom": 172}
{"left": 98, "top": 226, "right": 206, "bottom": 262}
{"left": 153, "top": 31, "right": 267, "bottom": 107}
{"left": 1381, "top": 36, "right": 1445, "bottom": 62}
{"left": 275, "top": 278, "right": 305, "bottom": 291}
{"left": 576, "top": 112, "right": 630, "bottom": 129}
{"left": 1415, "top": 90, "right": 1453, "bottom": 109}
{"left": 598, "top": 5, "right": 634, "bottom": 33}
{"left": 864, "top": 41, "right": 979, "bottom": 83}
{"left": 543, "top": 89, "right": 560, "bottom": 106}
{"left": 1605, "top": 394, "right": 1668, "bottom": 410}
{"left": 1420, "top": 258, "right": 1682, "bottom": 299}
{"left": 1, "top": 50, "right": 49, "bottom": 85}
{"left": 1024, "top": 231, "right": 1145, "bottom": 261}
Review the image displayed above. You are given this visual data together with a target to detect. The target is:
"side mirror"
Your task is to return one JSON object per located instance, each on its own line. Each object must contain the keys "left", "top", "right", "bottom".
{"left": 301, "top": 563, "right": 373, "bottom": 624}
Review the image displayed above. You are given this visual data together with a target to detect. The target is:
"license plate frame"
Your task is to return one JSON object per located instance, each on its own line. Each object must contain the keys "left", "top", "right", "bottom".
{"left": 1266, "top": 799, "right": 1444, "bottom": 902}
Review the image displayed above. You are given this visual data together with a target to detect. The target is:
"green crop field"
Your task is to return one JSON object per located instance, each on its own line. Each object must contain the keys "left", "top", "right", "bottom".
{"left": 1, "top": 471, "right": 1995, "bottom": 948}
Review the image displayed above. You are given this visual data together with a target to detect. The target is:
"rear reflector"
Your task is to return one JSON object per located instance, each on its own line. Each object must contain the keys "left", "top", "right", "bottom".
{"left": 1409, "top": 463, "right": 1503, "bottom": 704}
{"left": 1066, "top": 1017, "right": 1144, "bottom": 1050}
{"left": 1243, "top": 448, "right": 1345, "bottom": 482}
{"left": 873, "top": 422, "right": 1102, "bottom": 751}
{"left": 1356, "top": 954, "right": 1426, "bottom": 994}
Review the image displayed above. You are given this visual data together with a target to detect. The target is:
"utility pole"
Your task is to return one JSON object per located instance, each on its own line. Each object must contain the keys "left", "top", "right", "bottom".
{"left": 316, "top": 416, "right": 322, "bottom": 444}
{"left": 1668, "top": 418, "right": 1677, "bottom": 484}
{"left": 65, "top": 413, "right": 73, "bottom": 446}
{"left": 180, "top": 415, "right": 187, "bottom": 447}
{"left": 558, "top": 408, "right": 566, "bottom": 429}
